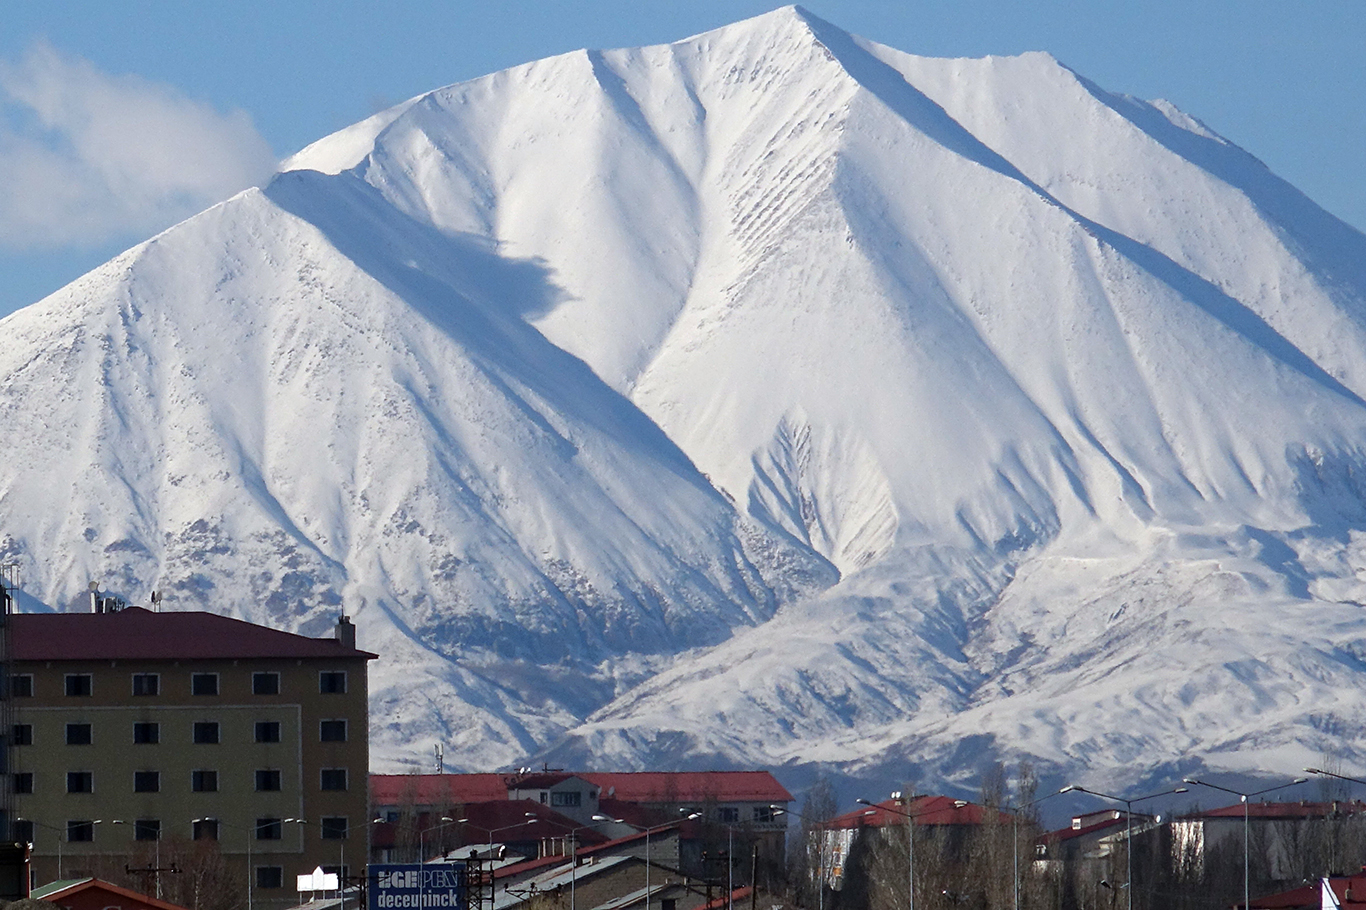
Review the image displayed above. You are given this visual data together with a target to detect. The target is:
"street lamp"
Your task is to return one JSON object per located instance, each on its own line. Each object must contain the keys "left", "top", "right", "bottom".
{"left": 19, "top": 818, "right": 104, "bottom": 880}
{"left": 325, "top": 817, "right": 383, "bottom": 910}
{"left": 448, "top": 813, "right": 539, "bottom": 857}
{"left": 539, "top": 813, "right": 621, "bottom": 910}
{"left": 1061, "top": 785, "right": 1188, "bottom": 910}
{"left": 618, "top": 814, "right": 701, "bottom": 910}
{"left": 773, "top": 804, "right": 870, "bottom": 910}
{"left": 1182, "top": 776, "right": 1305, "bottom": 910}
{"left": 1005, "top": 787, "right": 1071, "bottom": 910}
{"left": 209, "top": 816, "right": 306, "bottom": 910}
{"left": 858, "top": 794, "right": 968, "bottom": 910}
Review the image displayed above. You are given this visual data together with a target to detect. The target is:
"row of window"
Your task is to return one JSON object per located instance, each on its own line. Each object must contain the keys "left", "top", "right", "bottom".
{"left": 10, "top": 670, "right": 348, "bottom": 698}
{"left": 13, "top": 718, "right": 347, "bottom": 746}
{"left": 14, "top": 767, "right": 348, "bottom": 795}
{"left": 17, "top": 816, "right": 354, "bottom": 845}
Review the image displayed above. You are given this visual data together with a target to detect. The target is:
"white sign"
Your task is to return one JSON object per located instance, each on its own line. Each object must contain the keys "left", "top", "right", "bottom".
{"left": 298, "top": 866, "right": 341, "bottom": 892}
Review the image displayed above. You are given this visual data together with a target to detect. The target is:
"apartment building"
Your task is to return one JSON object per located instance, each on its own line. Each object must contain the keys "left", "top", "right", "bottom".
{"left": 7, "top": 605, "right": 374, "bottom": 907}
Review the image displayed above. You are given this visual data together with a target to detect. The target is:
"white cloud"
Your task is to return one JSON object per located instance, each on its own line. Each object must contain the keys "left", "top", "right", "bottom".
{"left": 0, "top": 42, "right": 277, "bottom": 250}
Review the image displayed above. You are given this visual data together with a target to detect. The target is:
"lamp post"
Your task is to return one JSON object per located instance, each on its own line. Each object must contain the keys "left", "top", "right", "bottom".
{"left": 20, "top": 818, "right": 102, "bottom": 880}
{"left": 1061, "top": 785, "right": 1188, "bottom": 910}
{"left": 449, "top": 813, "right": 539, "bottom": 857}
{"left": 326, "top": 817, "right": 383, "bottom": 910}
{"left": 857, "top": 794, "right": 968, "bottom": 910}
{"left": 210, "top": 816, "right": 305, "bottom": 910}
{"left": 1182, "top": 777, "right": 1305, "bottom": 910}
{"left": 1005, "top": 787, "right": 1071, "bottom": 910}
{"left": 540, "top": 814, "right": 620, "bottom": 910}
{"left": 618, "top": 814, "right": 701, "bottom": 910}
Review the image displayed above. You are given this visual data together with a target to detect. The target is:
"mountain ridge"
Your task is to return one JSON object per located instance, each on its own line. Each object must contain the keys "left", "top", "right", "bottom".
{"left": 5, "top": 7, "right": 1366, "bottom": 791}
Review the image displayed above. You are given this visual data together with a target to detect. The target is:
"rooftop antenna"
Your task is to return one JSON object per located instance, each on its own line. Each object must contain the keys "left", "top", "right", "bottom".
{"left": 150, "top": 591, "right": 162, "bottom": 612}
{"left": 435, "top": 743, "right": 444, "bottom": 775}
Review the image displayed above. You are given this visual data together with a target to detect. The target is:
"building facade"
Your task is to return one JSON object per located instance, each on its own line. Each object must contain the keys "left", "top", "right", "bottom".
{"left": 8, "top": 606, "right": 374, "bottom": 907}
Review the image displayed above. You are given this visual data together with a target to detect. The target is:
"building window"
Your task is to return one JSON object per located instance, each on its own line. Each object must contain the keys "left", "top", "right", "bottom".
{"left": 319, "top": 671, "right": 347, "bottom": 694}
{"left": 320, "top": 768, "right": 348, "bottom": 791}
{"left": 134, "top": 771, "right": 160, "bottom": 793}
{"left": 321, "top": 817, "right": 348, "bottom": 840}
{"left": 551, "top": 791, "right": 582, "bottom": 808}
{"left": 256, "top": 866, "right": 284, "bottom": 889}
{"left": 65, "top": 674, "right": 93, "bottom": 697}
{"left": 255, "top": 721, "right": 281, "bottom": 743}
{"left": 191, "top": 770, "right": 218, "bottom": 793}
{"left": 132, "top": 673, "right": 160, "bottom": 696}
{"left": 752, "top": 806, "right": 775, "bottom": 824}
{"left": 255, "top": 818, "right": 282, "bottom": 841}
{"left": 66, "top": 723, "right": 93, "bottom": 745}
{"left": 193, "top": 818, "right": 219, "bottom": 841}
{"left": 13, "top": 773, "right": 33, "bottom": 795}
{"left": 252, "top": 672, "right": 280, "bottom": 695}
{"left": 12, "top": 724, "right": 32, "bottom": 746}
{"left": 255, "top": 769, "right": 282, "bottom": 792}
{"left": 67, "top": 821, "right": 95, "bottom": 843}
{"left": 191, "top": 673, "right": 219, "bottom": 696}
{"left": 67, "top": 772, "right": 93, "bottom": 794}
{"left": 319, "top": 719, "right": 347, "bottom": 742}
{"left": 14, "top": 820, "right": 34, "bottom": 843}
{"left": 193, "top": 722, "right": 220, "bottom": 744}
{"left": 662, "top": 900, "right": 677, "bottom": 910}
{"left": 134, "top": 722, "right": 160, "bottom": 744}
{"left": 717, "top": 807, "right": 739, "bottom": 823}
{"left": 10, "top": 674, "right": 33, "bottom": 697}
{"left": 135, "top": 819, "right": 161, "bottom": 841}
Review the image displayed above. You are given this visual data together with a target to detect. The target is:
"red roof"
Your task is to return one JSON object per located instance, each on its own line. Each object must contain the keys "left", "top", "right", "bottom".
{"left": 1039, "top": 816, "right": 1128, "bottom": 844}
{"left": 826, "top": 795, "right": 1010, "bottom": 830}
{"left": 34, "top": 877, "right": 189, "bottom": 910}
{"left": 12, "top": 607, "right": 377, "bottom": 661}
{"left": 1189, "top": 799, "right": 1366, "bottom": 820}
{"left": 371, "top": 771, "right": 792, "bottom": 808}
{"left": 1250, "top": 873, "right": 1366, "bottom": 909}
{"left": 372, "top": 774, "right": 508, "bottom": 807}
{"left": 579, "top": 771, "right": 793, "bottom": 804}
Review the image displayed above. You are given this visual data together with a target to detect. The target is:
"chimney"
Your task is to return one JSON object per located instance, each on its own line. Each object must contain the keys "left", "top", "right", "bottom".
{"left": 334, "top": 615, "right": 356, "bottom": 649}
{"left": 89, "top": 581, "right": 100, "bottom": 613}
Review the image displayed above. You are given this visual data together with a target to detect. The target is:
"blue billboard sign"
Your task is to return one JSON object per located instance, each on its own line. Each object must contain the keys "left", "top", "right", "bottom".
{"left": 369, "top": 863, "right": 467, "bottom": 910}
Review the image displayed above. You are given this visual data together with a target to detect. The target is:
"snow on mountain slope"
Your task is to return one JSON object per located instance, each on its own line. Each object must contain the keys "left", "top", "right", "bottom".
{"left": 6, "top": 6, "right": 1366, "bottom": 787}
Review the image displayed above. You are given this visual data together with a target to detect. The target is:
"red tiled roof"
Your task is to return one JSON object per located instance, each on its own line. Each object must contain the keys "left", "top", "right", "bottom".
{"left": 371, "top": 771, "right": 793, "bottom": 808}
{"left": 1249, "top": 874, "right": 1366, "bottom": 909}
{"left": 35, "top": 877, "right": 189, "bottom": 910}
{"left": 1189, "top": 800, "right": 1366, "bottom": 820}
{"left": 371, "top": 774, "right": 508, "bottom": 807}
{"left": 700, "top": 888, "right": 754, "bottom": 910}
{"left": 825, "top": 795, "right": 1009, "bottom": 830}
{"left": 579, "top": 771, "right": 793, "bottom": 804}
{"left": 1039, "top": 816, "right": 1127, "bottom": 844}
{"left": 12, "top": 607, "right": 376, "bottom": 661}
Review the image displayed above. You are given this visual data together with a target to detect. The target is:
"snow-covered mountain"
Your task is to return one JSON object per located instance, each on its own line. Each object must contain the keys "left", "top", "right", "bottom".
{"left": 5, "top": 6, "right": 1366, "bottom": 791}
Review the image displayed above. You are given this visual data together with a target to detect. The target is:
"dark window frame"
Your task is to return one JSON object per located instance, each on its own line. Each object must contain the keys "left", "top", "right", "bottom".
{"left": 13, "top": 724, "right": 32, "bottom": 746}
{"left": 67, "top": 771, "right": 93, "bottom": 794}
{"left": 192, "top": 721, "right": 220, "bottom": 744}
{"left": 191, "top": 769, "right": 218, "bottom": 793}
{"left": 65, "top": 673, "right": 93, "bottom": 697}
{"left": 13, "top": 772, "right": 33, "bottom": 795}
{"left": 133, "top": 722, "right": 160, "bottom": 744}
{"left": 134, "top": 770, "right": 160, "bottom": 793}
{"left": 255, "top": 818, "right": 283, "bottom": 841}
{"left": 191, "top": 673, "right": 219, "bottom": 696}
{"left": 256, "top": 866, "right": 284, "bottom": 889}
{"left": 131, "top": 673, "right": 160, "bottom": 696}
{"left": 319, "top": 671, "right": 347, "bottom": 694}
{"left": 254, "top": 721, "right": 281, "bottom": 743}
{"left": 252, "top": 672, "right": 280, "bottom": 695}
{"left": 319, "top": 719, "right": 347, "bottom": 742}
{"left": 320, "top": 817, "right": 348, "bottom": 840}
{"left": 254, "top": 769, "right": 282, "bottom": 792}
{"left": 193, "top": 818, "right": 219, "bottom": 841}
{"left": 65, "top": 723, "right": 93, "bottom": 745}
{"left": 134, "top": 819, "right": 161, "bottom": 841}
{"left": 320, "top": 768, "right": 348, "bottom": 791}
{"left": 66, "top": 820, "right": 95, "bottom": 842}
{"left": 10, "top": 674, "right": 33, "bottom": 698}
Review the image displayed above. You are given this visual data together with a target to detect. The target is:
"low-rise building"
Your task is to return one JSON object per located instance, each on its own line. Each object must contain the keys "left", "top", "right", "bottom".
{"left": 9, "top": 605, "right": 375, "bottom": 908}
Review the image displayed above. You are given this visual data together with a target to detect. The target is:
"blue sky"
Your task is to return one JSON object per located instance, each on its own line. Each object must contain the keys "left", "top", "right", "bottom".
{"left": 1, "top": 0, "right": 1362, "bottom": 317}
